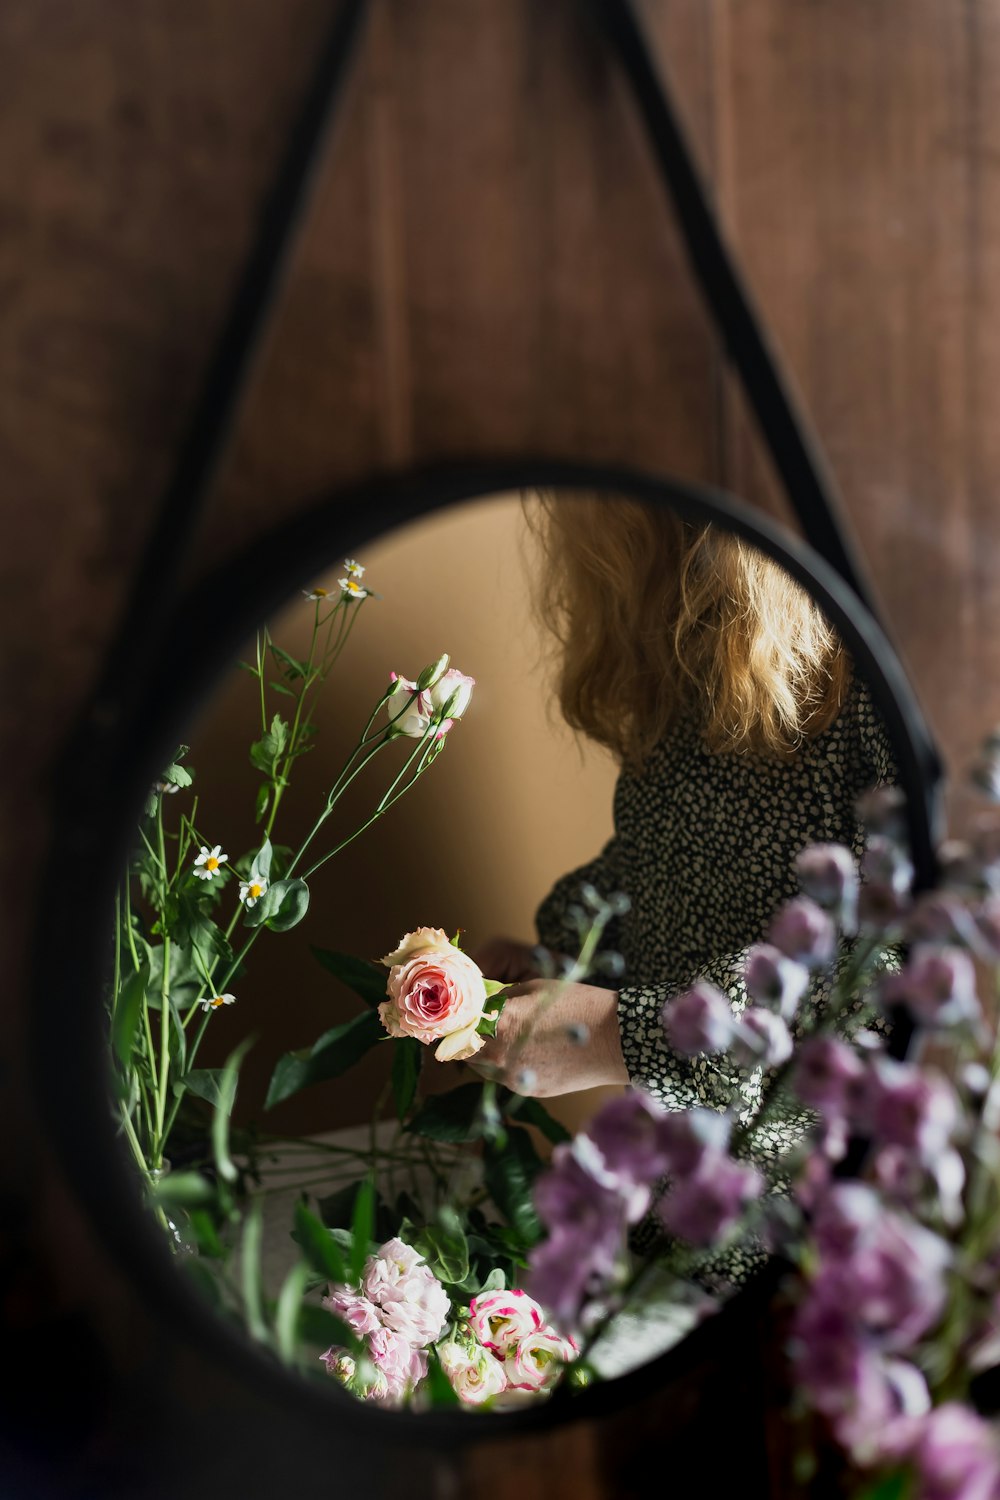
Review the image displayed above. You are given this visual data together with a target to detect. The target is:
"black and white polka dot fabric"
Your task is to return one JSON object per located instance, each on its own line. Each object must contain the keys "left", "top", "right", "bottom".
{"left": 535, "top": 674, "right": 898, "bottom": 1289}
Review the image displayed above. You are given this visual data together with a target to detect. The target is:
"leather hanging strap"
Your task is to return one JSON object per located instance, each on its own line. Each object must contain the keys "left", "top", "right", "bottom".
{"left": 594, "top": 0, "right": 881, "bottom": 623}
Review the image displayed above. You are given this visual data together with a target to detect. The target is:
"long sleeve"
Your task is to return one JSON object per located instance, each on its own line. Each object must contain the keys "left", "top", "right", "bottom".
{"left": 534, "top": 836, "right": 627, "bottom": 963}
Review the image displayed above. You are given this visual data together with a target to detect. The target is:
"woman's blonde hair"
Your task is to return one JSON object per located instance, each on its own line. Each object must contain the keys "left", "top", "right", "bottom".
{"left": 527, "top": 493, "right": 850, "bottom": 767}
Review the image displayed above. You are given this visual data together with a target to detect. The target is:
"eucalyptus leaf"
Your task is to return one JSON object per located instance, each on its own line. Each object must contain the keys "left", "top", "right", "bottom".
{"left": 311, "top": 948, "right": 388, "bottom": 1008}
{"left": 265, "top": 1010, "right": 383, "bottom": 1109}
{"left": 413, "top": 1207, "right": 469, "bottom": 1286}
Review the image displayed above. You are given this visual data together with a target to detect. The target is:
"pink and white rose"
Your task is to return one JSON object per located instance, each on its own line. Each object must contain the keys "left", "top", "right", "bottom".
{"left": 469, "top": 1288, "right": 544, "bottom": 1357}
{"left": 378, "top": 930, "right": 489, "bottom": 1060}
{"left": 438, "top": 1337, "right": 507, "bottom": 1405}
{"left": 504, "top": 1327, "right": 578, "bottom": 1392}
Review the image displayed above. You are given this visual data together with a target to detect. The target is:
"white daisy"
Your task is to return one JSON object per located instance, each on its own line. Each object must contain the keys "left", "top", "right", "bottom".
{"left": 239, "top": 876, "right": 269, "bottom": 908}
{"left": 303, "top": 585, "right": 334, "bottom": 602}
{"left": 343, "top": 558, "right": 365, "bottom": 578}
{"left": 199, "top": 993, "right": 236, "bottom": 1012}
{"left": 193, "top": 844, "right": 227, "bottom": 879}
{"left": 338, "top": 575, "right": 369, "bottom": 602}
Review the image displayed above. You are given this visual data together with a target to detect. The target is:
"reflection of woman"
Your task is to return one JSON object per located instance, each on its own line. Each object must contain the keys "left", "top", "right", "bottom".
{"left": 472, "top": 496, "right": 896, "bottom": 1176}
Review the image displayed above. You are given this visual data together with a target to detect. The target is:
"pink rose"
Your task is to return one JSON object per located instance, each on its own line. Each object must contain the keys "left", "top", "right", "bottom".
{"left": 469, "top": 1288, "right": 544, "bottom": 1357}
{"left": 504, "top": 1327, "right": 578, "bottom": 1392}
{"left": 378, "top": 931, "right": 488, "bottom": 1054}
{"left": 320, "top": 1286, "right": 381, "bottom": 1338}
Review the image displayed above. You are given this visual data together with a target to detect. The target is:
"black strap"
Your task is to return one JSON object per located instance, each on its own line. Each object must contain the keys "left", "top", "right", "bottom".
{"left": 89, "top": 0, "right": 369, "bottom": 722}
{"left": 594, "top": 0, "right": 881, "bottom": 623}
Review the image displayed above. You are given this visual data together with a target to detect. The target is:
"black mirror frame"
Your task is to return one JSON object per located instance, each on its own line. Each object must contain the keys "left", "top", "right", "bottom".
{"left": 32, "top": 457, "right": 944, "bottom": 1449}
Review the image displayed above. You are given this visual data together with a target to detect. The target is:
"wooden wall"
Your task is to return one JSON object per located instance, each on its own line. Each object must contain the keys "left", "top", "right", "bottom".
{"left": 3, "top": 1, "right": 999, "bottom": 1494}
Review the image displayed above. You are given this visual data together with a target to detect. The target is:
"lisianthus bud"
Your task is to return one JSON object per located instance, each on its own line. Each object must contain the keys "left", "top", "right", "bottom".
{"left": 794, "top": 842, "right": 858, "bottom": 924}
{"left": 428, "top": 667, "right": 475, "bottom": 720}
{"left": 744, "top": 944, "right": 810, "bottom": 1020}
{"left": 767, "top": 897, "right": 836, "bottom": 969}
{"left": 731, "top": 1007, "right": 793, "bottom": 1068}
{"left": 416, "top": 653, "right": 450, "bottom": 690}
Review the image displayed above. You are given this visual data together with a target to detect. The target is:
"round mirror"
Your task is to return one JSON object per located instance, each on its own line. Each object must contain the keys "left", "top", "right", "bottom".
{"left": 37, "top": 470, "right": 941, "bottom": 1437}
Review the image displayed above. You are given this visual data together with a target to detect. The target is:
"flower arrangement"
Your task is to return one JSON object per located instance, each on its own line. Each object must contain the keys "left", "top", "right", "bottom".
{"left": 108, "top": 561, "right": 1000, "bottom": 1481}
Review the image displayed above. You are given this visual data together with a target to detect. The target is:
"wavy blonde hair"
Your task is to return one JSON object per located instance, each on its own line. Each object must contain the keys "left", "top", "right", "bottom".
{"left": 527, "top": 492, "right": 850, "bottom": 767}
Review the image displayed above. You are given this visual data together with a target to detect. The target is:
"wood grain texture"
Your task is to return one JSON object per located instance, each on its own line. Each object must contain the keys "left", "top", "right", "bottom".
{"left": 3, "top": 1, "right": 1000, "bottom": 1495}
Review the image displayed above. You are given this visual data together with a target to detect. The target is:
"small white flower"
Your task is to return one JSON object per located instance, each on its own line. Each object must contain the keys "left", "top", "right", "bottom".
{"left": 343, "top": 558, "right": 365, "bottom": 578}
{"left": 303, "top": 585, "right": 334, "bottom": 602}
{"left": 198, "top": 993, "right": 236, "bottom": 1011}
{"left": 193, "top": 844, "right": 227, "bottom": 879}
{"left": 239, "top": 876, "right": 268, "bottom": 908}
{"left": 154, "top": 780, "right": 181, "bottom": 796}
{"left": 338, "top": 574, "right": 369, "bottom": 602}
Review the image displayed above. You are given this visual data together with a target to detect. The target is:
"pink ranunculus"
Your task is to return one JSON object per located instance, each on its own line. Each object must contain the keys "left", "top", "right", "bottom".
{"left": 504, "top": 1326, "right": 578, "bottom": 1392}
{"left": 469, "top": 1288, "right": 544, "bottom": 1357}
{"left": 378, "top": 933, "right": 488, "bottom": 1050}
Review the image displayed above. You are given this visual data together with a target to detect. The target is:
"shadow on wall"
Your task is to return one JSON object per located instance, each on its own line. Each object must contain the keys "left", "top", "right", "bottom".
{"left": 179, "top": 492, "right": 624, "bottom": 1139}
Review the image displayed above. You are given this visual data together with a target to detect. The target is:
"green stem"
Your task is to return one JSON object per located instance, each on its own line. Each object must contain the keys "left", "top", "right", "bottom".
{"left": 153, "top": 933, "right": 171, "bottom": 1166}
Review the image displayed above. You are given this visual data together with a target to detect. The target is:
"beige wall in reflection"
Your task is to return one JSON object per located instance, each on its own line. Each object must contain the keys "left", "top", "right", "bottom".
{"left": 187, "top": 493, "right": 623, "bottom": 1138}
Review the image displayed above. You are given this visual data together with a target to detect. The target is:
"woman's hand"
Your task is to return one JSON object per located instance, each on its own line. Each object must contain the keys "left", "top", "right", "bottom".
{"left": 468, "top": 935, "right": 544, "bottom": 984}
{"left": 469, "top": 980, "right": 629, "bottom": 1097}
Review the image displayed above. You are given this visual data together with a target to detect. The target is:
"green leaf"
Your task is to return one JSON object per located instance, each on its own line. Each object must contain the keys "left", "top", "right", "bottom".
{"left": 311, "top": 948, "right": 388, "bottom": 1008}
{"left": 254, "top": 784, "right": 270, "bottom": 824}
{"left": 265, "top": 1010, "right": 383, "bottom": 1109}
{"left": 406, "top": 1083, "right": 487, "bottom": 1143}
{"left": 240, "top": 1199, "right": 268, "bottom": 1343}
{"left": 181, "top": 1068, "right": 226, "bottom": 1107}
{"left": 249, "top": 713, "right": 290, "bottom": 776}
{"left": 293, "top": 1200, "right": 348, "bottom": 1284}
{"left": 269, "top": 644, "right": 309, "bottom": 681}
{"left": 413, "top": 1207, "right": 469, "bottom": 1286}
{"left": 349, "top": 1179, "right": 375, "bottom": 1282}
{"left": 249, "top": 838, "right": 273, "bottom": 884}
{"left": 275, "top": 1260, "right": 310, "bottom": 1364}
{"left": 243, "top": 877, "right": 309, "bottom": 932}
{"left": 475, "top": 1266, "right": 506, "bottom": 1296}
{"left": 213, "top": 1035, "right": 255, "bottom": 1183}
{"left": 391, "top": 1038, "right": 421, "bottom": 1120}
{"left": 186, "top": 1209, "right": 225, "bottom": 1258}
{"left": 162, "top": 762, "right": 193, "bottom": 788}
{"left": 853, "top": 1473, "right": 913, "bottom": 1500}
{"left": 268, "top": 680, "right": 295, "bottom": 698}
{"left": 505, "top": 1096, "right": 572, "bottom": 1145}
{"left": 483, "top": 1127, "right": 543, "bottom": 1247}
{"left": 150, "top": 1170, "right": 215, "bottom": 1208}
{"left": 111, "top": 959, "right": 149, "bottom": 1066}
{"left": 297, "top": 1303, "right": 363, "bottom": 1356}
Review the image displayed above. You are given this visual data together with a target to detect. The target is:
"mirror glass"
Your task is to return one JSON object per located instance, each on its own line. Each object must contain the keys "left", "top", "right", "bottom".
{"left": 106, "top": 489, "right": 912, "bottom": 1410}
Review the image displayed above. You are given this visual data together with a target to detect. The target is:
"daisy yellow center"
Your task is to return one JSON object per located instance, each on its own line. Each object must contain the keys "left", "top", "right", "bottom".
{"left": 315, "top": 587, "right": 329, "bottom": 597}
{"left": 210, "top": 996, "right": 226, "bottom": 1008}
{"left": 206, "top": 856, "right": 220, "bottom": 871}
{"left": 346, "top": 580, "right": 361, "bottom": 593}
{"left": 248, "top": 882, "right": 262, "bottom": 899}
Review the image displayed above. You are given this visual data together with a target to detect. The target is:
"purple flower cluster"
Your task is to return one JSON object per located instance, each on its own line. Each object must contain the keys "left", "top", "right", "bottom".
{"left": 526, "top": 1093, "right": 761, "bottom": 1331}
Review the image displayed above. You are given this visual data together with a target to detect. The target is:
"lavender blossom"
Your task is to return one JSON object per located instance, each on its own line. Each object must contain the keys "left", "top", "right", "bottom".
{"left": 661, "top": 981, "right": 736, "bottom": 1056}
{"left": 882, "top": 945, "right": 982, "bottom": 1029}
{"left": 810, "top": 1182, "right": 883, "bottom": 1261}
{"left": 655, "top": 1107, "right": 732, "bottom": 1179}
{"left": 794, "top": 842, "right": 859, "bottom": 926}
{"left": 584, "top": 1091, "right": 673, "bottom": 1187}
{"left": 792, "top": 1035, "right": 866, "bottom": 1120}
{"left": 908, "top": 1401, "right": 1000, "bottom": 1500}
{"left": 657, "top": 1155, "right": 762, "bottom": 1246}
{"left": 865, "top": 1058, "right": 958, "bottom": 1166}
{"left": 731, "top": 1007, "right": 794, "bottom": 1068}
{"left": 767, "top": 896, "right": 837, "bottom": 968}
{"left": 858, "top": 836, "right": 914, "bottom": 933}
{"left": 744, "top": 944, "right": 811, "bottom": 1020}
{"left": 856, "top": 785, "right": 908, "bottom": 839}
